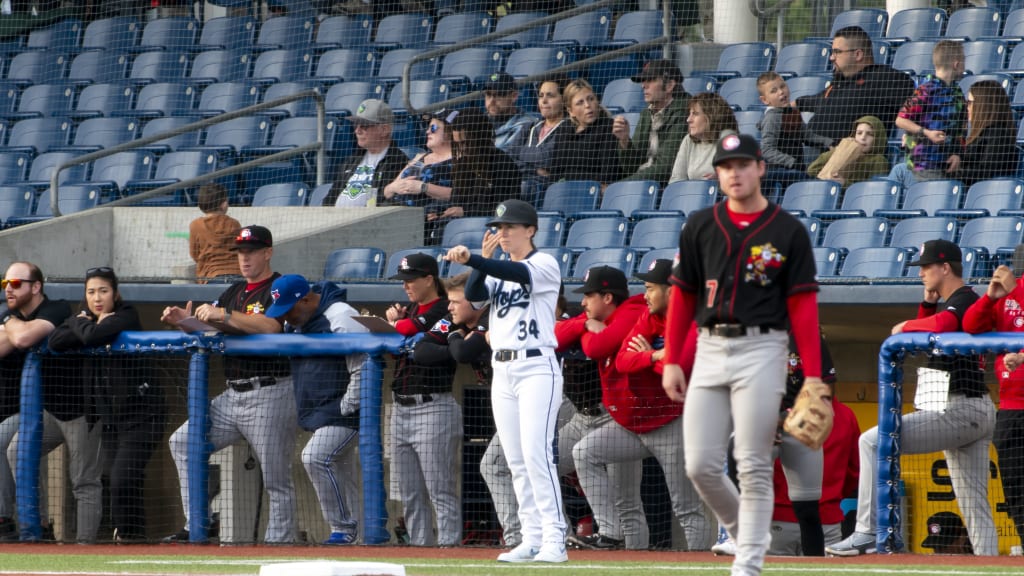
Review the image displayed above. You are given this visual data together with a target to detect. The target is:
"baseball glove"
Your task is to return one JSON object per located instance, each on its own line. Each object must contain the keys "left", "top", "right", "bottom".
{"left": 783, "top": 378, "right": 834, "bottom": 450}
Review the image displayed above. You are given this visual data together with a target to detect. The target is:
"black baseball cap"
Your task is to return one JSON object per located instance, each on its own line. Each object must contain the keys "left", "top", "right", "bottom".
{"left": 233, "top": 225, "right": 273, "bottom": 250}
{"left": 921, "top": 511, "right": 968, "bottom": 549}
{"left": 631, "top": 59, "right": 684, "bottom": 84}
{"left": 389, "top": 252, "right": 439, "bottom": 281}
{"left": 909, "top": 239, "right": 962, "bottom": 266}
{"left": 713, "top": 133, "right": 763, "bottom": 166}
{"left": 635, "top": 259, "right": 672, "bottom": 285}
{"left": 483, "top": 72, "right": 517, "bottom": 93}
{"left": 574, "top": 265, "right": 629, "bottom": 298}
{"left": 487, "top": 199, "right": 538, "bottom": 228}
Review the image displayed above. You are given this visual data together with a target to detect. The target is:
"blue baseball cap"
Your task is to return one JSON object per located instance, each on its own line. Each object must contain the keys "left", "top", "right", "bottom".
{"left": 266, "top": 274, "right": 311, "bottom": 318}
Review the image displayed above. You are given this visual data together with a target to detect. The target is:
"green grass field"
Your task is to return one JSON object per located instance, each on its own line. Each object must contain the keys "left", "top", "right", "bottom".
{"left": 0, "top": 552, "right": 1022, "bottom": 576}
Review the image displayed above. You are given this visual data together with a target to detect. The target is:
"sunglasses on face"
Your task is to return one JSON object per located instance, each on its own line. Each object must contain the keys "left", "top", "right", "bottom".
{"left": 429, "top": 124, "right": 440, "bottom": 133}
{"left": 1, "top": 278, "right": 33, "bottom": 289}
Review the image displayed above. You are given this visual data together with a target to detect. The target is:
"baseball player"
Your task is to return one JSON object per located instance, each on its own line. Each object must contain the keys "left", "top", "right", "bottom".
{"left": 264, "top": 274, "right": 367, "bottom": 546}
{"left": 161, "top": 225, "right": 298, "bottom": 544}
{"left": 386, "top": 253, "right": 460, "bottom": 547}
{"left": 827, "top": 239, "right": 997, "bottom": 556}
{"left": 556, "top": 265, "right": 648, "bottom": 551}
{"left": 445, "top": 199, "right": 568, "bottom": 563}
{"left": 573, "top": 258, "right": 712, "bottom": 551}
{"left": 963, "top": 247, "right": 1024, "bottom": 550}
{"left": 662, "top": 134, "right": 823, "bottom": 576}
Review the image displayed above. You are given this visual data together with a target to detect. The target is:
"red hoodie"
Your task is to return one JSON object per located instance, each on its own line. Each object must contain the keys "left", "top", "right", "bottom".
{"left": 962, "top": 278, "right": 1024, "bottom": 410}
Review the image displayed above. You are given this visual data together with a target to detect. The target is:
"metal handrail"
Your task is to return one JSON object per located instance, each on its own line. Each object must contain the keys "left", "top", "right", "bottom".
{"left": 48, "top": 89, "right": 327, "bottom": 216}
{"left": 401, "top": 0, "right": 675, "bottom": 115}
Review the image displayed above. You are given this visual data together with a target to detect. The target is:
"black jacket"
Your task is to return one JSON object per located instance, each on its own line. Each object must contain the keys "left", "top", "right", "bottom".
{"left": 322, "top": 144, "right": 409, "bottom": 206}
{"left": 959, "top": 123, "right": 1018, "bottom": 187}
{"left": 549, "top": 114, "right": 623, "bottom": 184}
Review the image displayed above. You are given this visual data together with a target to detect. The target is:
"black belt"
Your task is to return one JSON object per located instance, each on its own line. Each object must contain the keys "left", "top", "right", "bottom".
{"left": 393, "top": 393, "right": 434, "bottom": 406}
{"left": 225, "top": 376, "right": 277, "bottom": 392}
{"left": 703, "top": 324, "right": 775, "bottom": 338}
{"left": 494, "top": 348, "right": 542, "bottom": 362}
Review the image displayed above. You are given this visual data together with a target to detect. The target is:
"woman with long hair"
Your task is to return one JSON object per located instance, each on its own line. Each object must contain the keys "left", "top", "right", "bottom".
{"left": 957, "top": 80, "right": 1017, "bottom": 187}
{"left": 48, "top": 267, "right": 164, "bottom": 543}
{"left": 669, "top": 93, "right": 739, "bottom": 182}
{"left": 549, "top": 79, "right": 622, "bottom": 186}
{"left": 382, "top": 112, "right": 454, "bottom": 209}
{"left": 517, "top": 77, "right": 572, "bottom": 206}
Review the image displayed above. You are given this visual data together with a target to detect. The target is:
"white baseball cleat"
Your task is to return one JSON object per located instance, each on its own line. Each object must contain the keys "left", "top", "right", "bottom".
{"left": 711, "top": 536, "right": 736, "bottom": 556}
{"left": 497, "top": 543, "right": 538, "bottom": 563}
{"left": 533, "top": 542, "right": 568, "bottom": 563}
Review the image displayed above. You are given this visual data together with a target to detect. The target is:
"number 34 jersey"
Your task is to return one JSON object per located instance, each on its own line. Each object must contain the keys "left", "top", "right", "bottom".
{"left": 483, "top": 250, "right": 561, "bottom": 351}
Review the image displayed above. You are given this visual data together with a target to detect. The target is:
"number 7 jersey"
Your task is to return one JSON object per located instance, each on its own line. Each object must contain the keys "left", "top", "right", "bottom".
{"left": 483, "top": 250, "right": 561, "bottom": 351}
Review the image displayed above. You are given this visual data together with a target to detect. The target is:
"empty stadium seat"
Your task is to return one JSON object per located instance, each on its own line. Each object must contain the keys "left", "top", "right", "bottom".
{"left": 67, "top": 50, "right": 129, "bottom": 86}
{"left": 3, "top": 117, "right": 72, "bottom": 154}
{"left": 250, "top": 49, "right": 314, "bottom": 84}
{"left": 26, "top": 19, "right": 82, "bottom": 52}
{"left": 325, "top": 81, "right": 379, "bottom": 116}
{"left": 534, "top": 214, "right": 566, "bottom": 248}
{"left": 432, "top": 12, "right": 493, "bottom": 45}
{"left": 197, "top": 82, "right": 259, "bottom": 117}
{"left": 128, "top": 50, "right": 190, "bottom": 84}
{"left": 812, "top": 180, "right": 901, "bottom": 220}
{"left": 538, "top": 247, "right": 574, "bottom": 276}
{"left": 959, "top": 216, "right": 1024, "bottom": 257}
{"left": 813, "top": 246, "right": 841, "bottom": 276}
{"left": 839, "top": 247, "right": 908, "bottom": 278}
{"left": 123, "top": 82, "right": 195, "bottom": 119}
{"left": 5, "top": 84, "right": 73, "bottom": 121}
{"left": 199, "top": 116, "right": 272, "bottom": 155}
{"left": 775, "top": 42, "right": 832, "bottom": 77}
{"left": 600, "top": 78, "right": 646, "bottom": 113}
{"left": 315, "top": 48, "right": 377, "bottom": 84}
{"left": 830, "top": 8, "right": 889, "bottom": 38}
{"left": 781, "top": 180, "right": 841, "bottom": 217}
{"left": 139, "top": 116, "right": 202, "bottom": 153}
{"left": 372, "top": 14, "right": 433, "bottom": 49}
{"left": 88, "top": 150, "right": 157, "bottom": 194}
{"left": 6, "top": 51, "right": 67, "bottom": 86}
{"left": 198, "top": 15, "right": 257, "bottom": 51}
{"left": 386, "top": 79, "right": 461, "bottom": 112}
{"left": 251, "top": 182, "right": 308, "bottom": 206}
{"left": 799, "top": 216, "right": 822, "bottom": 245}
{"left": 734, "top": 110, "right": 762, "bottom": 139}
{"left": 505, "top": 46, "right": 572, "bottom": 78}
{"left": 630, "top": 215, "right": 684, "bottom": 251}
{"left": 323, "top": 247, "right": 386, "bottom": 280}
{"left": 572, "top": 247, "right": 635, "bottom": 277}
{"left": 70, "top": 83, "right": 135, "bottom": 120}
{"left": 697, "top": 42, "right": 775, "bottom": 79}
{"left": 683, "top": 75, "right": 716, "bottom": 95}
{"left": 307, "top": 182, "right": 332, "bottom": 206}
{"left": 785, "top": 75, "right": 830, "bottom": 101}
{"left": 81, "top": 16, "right": 140, "bottom": 52}
{"left": 256, "top": 15, "right": 315, "bottom": 50}
{"left": 876, "top": 179, "right": 964, "bottom": 219}
{"left": 886, "top": 8, "right": 946, "bottom": 43}
{"left": 439, "top": 47, "right": 503, "bottom": 88}
{"left": 376, "top": 48, "right": 438, "bottom": 81}
{"left": 936, "top": 178, "right": 1024, "bottom": 219}
{"left": 891, "top": 41, "right": 937, "bottom": 76}
{"left": 718, "top": 77, "right": 763, "bottom": 111}
{"left": 888, "top": 216, "right": 958, "bottom": 250}
{"left": 551, "top": 10, "right": 611, "bottom": 49}
{"left": 189, "top": 49, "right": 251, "bottom": 86}
{"left": 655, "top": 180, "right": 717, "bottom": 217}
{"left": 259, "top": 81, "right": 321, "bottom": 119}
{"left": 24, "top": 150, "right": 87, "bottom": 188}
{"left": 0, "top": 184, "right": 35, "bottom": 227}
{"left": 0, "top": 152, "right": 30, "bottom": 182}
{"left": 821, "top": 217, "right": 890, "bottom": 252}
{"left": 135, "top": 17, "right": 198, "bottom": 53}
{"left": 963, "top": 41, "right": 1008, "bottom": 75}
{"left": 944, "top": 7, "right": 1001, "bottom": 41}
{"left": 63, "top": 117, "right": 138, "bottom": 152}
{"left": 493, "top": 12, "right": 550, "bottom": 49}
{"left": 121, "top": 150, "right": 222, "bottom": 203}
{"left": 588, "top": 179, "right": 658, "bottom": 217}
{"left": 564, "top": 216, "right": 629, "bottom": 252}
{"left": 315, "top": 14, "right": 374, "bottom": 50}
{"left": 541, "top": 180, "right": 600, "bottom": 217}
{"left": 440, "top": 216, "right": 490, "bottom": 248}
{"left": 8, "top": 183, "right": 100, "bottom": 226}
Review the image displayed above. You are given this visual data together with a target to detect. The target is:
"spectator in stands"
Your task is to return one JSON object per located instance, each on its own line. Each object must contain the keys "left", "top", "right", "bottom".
{"left": 484, "top": 72, "right": 538, "bottom": 154}
{"left": 190, "top": 183, "right": 241, "bottom": 284}
{"left": 382, "top": 110, "right": 454, "bottom": 215}
{"left": 47, "top": 267, "right": 163, "bottom": 544}
{"left": 888, "top": 41, "right": 967, "bottom": 190}
{"left": 516, "top": 77, "right": 572, "bottom": 207}
{"left": 757, "top": 72, "right": 831, "bottom": 174}
{"left": 549, "top": 79, "right": 623, "bottom": 187}
{"left": 668, "top": 93, "right": 738, "bottom": 183}
{"left": 614, "top": 60, "right": 691, "bottom": 188}
{"left": 264, "top": 274, "right": 367, "bottom": 546}
{"left": 955, "top": 80, "right": 1018, "bottom": 187}
{"left": 324, "top": 99, "right": 408, "bottom": 208}
{"left": 162, "top": 225, "right": 298, "bottom": 544}
{"left": 795, "top": 26, "right": 915, "bottom": 158}
{"left": 426, "top": 108, "right": 519, "bottom": 244}
{"left": 386, "top": 253, "right": 460, "bottom": 546}
{"left": 807, "top": 116, "right": 890, "bottom": 187}
{"left": 0, "top": 262, "right": 69, "bottom": 542}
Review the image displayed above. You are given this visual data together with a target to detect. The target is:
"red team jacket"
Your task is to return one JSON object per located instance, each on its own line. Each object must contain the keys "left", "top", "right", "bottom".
{"left": 962, "top": 276, "right": 1024, "bottom": 410}
{"left": 773, "top": 399, "right": 861, "bottom": 524}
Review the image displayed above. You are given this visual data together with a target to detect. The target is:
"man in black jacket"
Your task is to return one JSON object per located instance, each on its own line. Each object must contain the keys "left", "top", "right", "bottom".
{"left": 323, "top": 99, "right": 409, "bottom": 207}
{"left": 796, "top": 26, "right": 915, "bottom": 158}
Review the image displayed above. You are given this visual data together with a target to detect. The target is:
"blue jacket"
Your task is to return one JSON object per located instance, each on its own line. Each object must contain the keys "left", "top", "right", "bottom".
{"left": 287, "top": 281, "right": 360, "bottom": 431}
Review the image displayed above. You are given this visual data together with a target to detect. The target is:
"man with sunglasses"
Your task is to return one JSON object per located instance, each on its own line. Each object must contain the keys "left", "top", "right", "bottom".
{"left": 161, "top": 225, "right": 298, "bottom": 544}
{"left": 0, "top": 262, "right": 70, "bottom": 541}
{"left": 321, "top": 99, "right": 408, "bottom": 208}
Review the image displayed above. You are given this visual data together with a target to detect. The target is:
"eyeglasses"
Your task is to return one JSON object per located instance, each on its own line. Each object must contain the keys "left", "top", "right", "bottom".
{"left": 86, "top": 266, "right": 114, "bottom": 277}
{"left": 831, "top": 48, "right": 860, "bottom": 55}
{"left": 1, "top": 278, "right": 33, "bottom": 290}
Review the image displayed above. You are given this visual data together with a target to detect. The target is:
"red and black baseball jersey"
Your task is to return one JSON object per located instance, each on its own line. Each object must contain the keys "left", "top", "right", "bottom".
{"left": 670, "top": 201, "right": 818, "bottom": 328}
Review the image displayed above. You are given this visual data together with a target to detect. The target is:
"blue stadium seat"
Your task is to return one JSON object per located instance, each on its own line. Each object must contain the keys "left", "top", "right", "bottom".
{"left": 551, "top": 10, "right": 611, "bottom": 50}
{"left": 540, "top": 179, "right": 600, "bottom": 217}
{"left": 734, "top": 110, "right": 762, "bottom": 139}
{"left": 718, "top": 77, "right": 763, "bottom": 111}
{"left": 493, "top": 12, "right": 550, "bottom": 49}
{"left": 600, "top": 78, "right": 646, "bottom": 113}
{"left": 534, "top": 214, "right": 566, "bottom": 248}
{"left": 781, "top": 180, "right": 841, "bottom": 217}
{"left": 830, "top": 8, "right": 889, "bottom": 38}
{"left": 67, "top": 50, "right": 129, "bottom": 86}
{"left": 936, "top": 178, "right": 1024, "bottom": 219}
{"left": 189, "top": 49, "right": 251, "bottom": 85}
{"left": 783, "top": 76, "right": 831, "bottom": 102}
{"left": 259, "top": 81, "right": 320, "bottom": 119}
{"left": 959, "top": 216, "right": 1024, "bottom": 259}
{"left": 440, "top": 216, "right": 490, "bottom": 248}
{"left": 376, "top": 48, "right": 438, "bottom": 81}
{"left": 2, "top": 117, "right": 72, "bottom": 154}
{"left": 699, "top": 42, "right": 775, "bottom": 79}
{"left": 81, "top": 16, "right": 140, "bottom": 52}
{"left": 775, "top": 42, "right": 832, "bottom": 77}
{"left": 7, "top": 183, "right": 100, "bottom": 226}
{"left": 4, "top": 84, "right": 73, "bottom": 121}
{"left": 812, "top": 179, "right": 901, "bottom": 220}
{"left": 63, "top": 117, "right": 138, "bottom": 152}
{"left": 251, "top": 181, "right": 308, "bottom": 206}
{"left": 799, "top": 216, "right": 822, "bottom": 245}
{"left": 605, "top": 10, "right": 664, "bottom": 46}
{"left": 656, "top": 179, "right": 717, "bottom": 217}
{"left": 256, "top": 15, "right": 315, "bottom": 50}
{"left": 0, "top": 152, "right": 30, "bottom": 182}
{"left": 683, "top": 75, "right": 716, "bottom": 95}
{"left": 315, "top": 15, "right": 374, "bottom": 50}
{"left": 325, "top": 81, "right": 379, "bottom": 116}
{"left": 564, "top": 216, "right": 629, "bottom": 252}
{"left": 538, "top": 247, "right": 573, "bottom": 276}
{"left": 886, "top": 8, "right": 946, "bottom": 43}
{"left": 245, "top": 115, "right": 342, "bottom": 154}
{"left": 571, "top": 247, "right": 636, "bottom": 277}
{"left": 323, "top": 247, "right": 386, "bottom": 280}
{"left": 197, "top": 82, "right": 259, "bottom": 117}
{"left": 385, "top": 247, "right": 445, "bottom": 278}
{"left": 1007, "top": 43, "right": 1024, "bottom": 76}
{"left": 198, "top": 16, "right": 257, "bottom": 51}
{"left": 139, "top": 116, "right": 201, "bottom": 153}
{"left": 24, "top": 150, "right": 87, "bottom": 188}
{"left": 372, "top": 14, "right": 433, "bottom": 49}
{"left": 122, "top": 82, "right": 195, "bottom": 120}
{"left": 888, "top": 216, "right": 958, "bottom": 250}
{"left": 637, "top": 248, "right": 677, "bottom": 275}
{"left": 128, "top": 50, "right": 190, "bottom": 84}
{"left": 505, "top": 46, "right": 572, "bottom": 79}
{"left": 592, "top": 179, "right": 658, "bottom": 217}
{"left": 315, "top": 48, "right": 376, "bottom": 84}
{"left": 70, "top": 83, "right": 134, "bottom": 120}
{"left": 821, "top": 217, "right": 890, "bottom": 253}
{"left": 88, "top": 150, "right": 157, "bottom": 194}
{"left": 963, "top": 40, "right": 1008, "bottom": 74}
{"left": 26, "top": 19, "right": 81, "bottom": 52}
{"left": 960, "top": 73, "right": 1013, "bottom": 97}
{"left": 876, "top": 179, "right": 964, "bottom": 219}
{"left": 199, "top": 116, "right": 271, "bottom": 155}
{"left": 812, "top": 246, "right": 840, "bottom": 276}
{"left": 944, "top": 7, "right": 1001, "bottom": 41}
{"left": 135, "top": 17, "right": 198, "bottom": 53}
{"left": 0, "top": 184, "right": 34, "bottom": 227}
{"left": 891, "top": 41, "right": 937, "bottom": 76}
{"left": 432, "top": 12, "right": 492, "bottom": 45}
{"left": 1001, "top": 9, "right": 1024, "bottom": 44}
{"left": 306, "top": 182, "right": 331, "bottom": 206}
{"left": 872, "top": 39, "right": 894, "bottom": 66}
{"left": 386, "top": 79, "right": 461, "bottom": 113}
{"left": 439, "top": 47, "right": 503, "bottom": 87}
{"left": 250, "top": 49, "right": 313, "bottom": 84}
{"left": 122, "top": 150, "right": 221, "bottom": 203}
{"left": 6, "top": 51, "right": 67, "bottom": 86}
{"left": 242, "top": 116, "right": 345, "bottom": 189}
{"left": 839, "top": 247, "right": 908, "bottom": 278}
{"left": 630, "top": 215, "right": 684, "bottom": 251}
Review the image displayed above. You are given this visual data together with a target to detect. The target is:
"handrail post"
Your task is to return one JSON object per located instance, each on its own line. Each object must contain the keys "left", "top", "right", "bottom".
{"left": 14, "top": 351, "right": 43, "bottom": 541}
{"left": 186, "top": 349, "right": 211, "bottom": 543}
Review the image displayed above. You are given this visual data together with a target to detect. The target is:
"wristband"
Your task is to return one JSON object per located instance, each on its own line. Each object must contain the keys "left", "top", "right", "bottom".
{"left": 917, "top": 127, "right": 925, "bottom": 137}
{"left": 420, "top": 181, "right": 428, "bottom": 195}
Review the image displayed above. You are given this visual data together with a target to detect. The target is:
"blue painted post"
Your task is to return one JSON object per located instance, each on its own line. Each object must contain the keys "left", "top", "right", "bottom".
{"left": 187, "top": 349, "right": 211, "bottom": 543}
{"left": 359, "top": 354, "right": 388, "bottom": 544}
{"left": 14, "top": 352, "right": 42, "bottom": 541}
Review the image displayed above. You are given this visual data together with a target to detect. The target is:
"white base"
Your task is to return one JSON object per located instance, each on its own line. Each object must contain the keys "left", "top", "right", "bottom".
{"left": 260, "top": 561, "right": 406, "bottom": 576}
